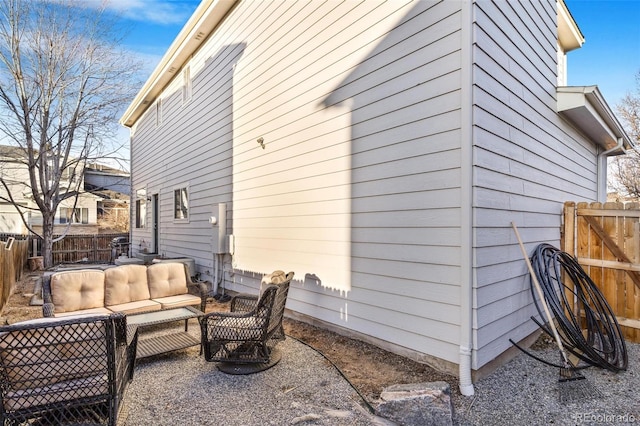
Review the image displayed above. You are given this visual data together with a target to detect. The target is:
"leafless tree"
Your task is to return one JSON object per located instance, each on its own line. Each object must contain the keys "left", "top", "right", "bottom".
{"left": 99, "top": 203, "right": 130, "bottom": 233}
{"left": 0, "top": 0, "right": 141, "bottom": 267}
{"left": 609, "top": 71, "right": 640, "bottom": 199}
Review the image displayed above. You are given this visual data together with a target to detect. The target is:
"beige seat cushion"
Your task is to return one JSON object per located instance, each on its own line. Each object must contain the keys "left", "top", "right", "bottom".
{"left": 212, "top": 317, "right": 264, "bottom": 340}
{"left": 151, "top": 294, "right": 201, "bottom": 310}
{"left": 104, "top": 265, "right": 150, "bottom": 305}
{"left": 0, "top": 315, "right": 108, "bottom": 396}
{"left": 50, "top": 270, "right": 106, "bottom": 314}
{"left": 14, "top": 314, "right": 109, "bottom": 325}
{"left": 55, "top": 307, "right": 113, "bottom": 318}
{"left": 107, "top": 300, "right": 162, "bottom": 315}
{"left": 3, "top": 375, "right": 107, "bottom": 411}
{"left": 147, "top": 263, "right": 188, "bottom": 298}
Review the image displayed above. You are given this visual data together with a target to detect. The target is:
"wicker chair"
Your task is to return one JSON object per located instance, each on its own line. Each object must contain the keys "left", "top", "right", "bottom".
{"left": 0, "top": 313, "right": 138, "bottom": 426}
{"left": 199, "top": 271, "right": 293, "bottom": 374}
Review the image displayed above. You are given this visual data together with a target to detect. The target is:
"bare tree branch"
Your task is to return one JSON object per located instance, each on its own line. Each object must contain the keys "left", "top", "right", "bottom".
{"left": 610, "top": 70, "right": 640, "bottom": 199}
{"left": 0, "top": 0, "right": 142, "bottom": 266}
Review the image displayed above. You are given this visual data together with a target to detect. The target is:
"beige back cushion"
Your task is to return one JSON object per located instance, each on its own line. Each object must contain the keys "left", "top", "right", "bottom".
{"left": 147, "top": 262, "right": 188, "bottom": 298}
{"left": 104, "top": 265, "right": 150, "bottom": 305}
{"left": 0, "top": 316, "right": 107, "bottom": 391}
{"left": 259, "top": 270, "right": 287, "bottom": 298}
{"left": 50, "top": 270, "right": 105, "bottom": 314}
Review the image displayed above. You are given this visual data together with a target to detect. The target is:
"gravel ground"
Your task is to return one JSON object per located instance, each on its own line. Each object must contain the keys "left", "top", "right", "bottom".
{"left": 121, "top": 329, "right": 391, "bottom": 426}
{"left": 11, "top": 273, "right": 638, "bottom": 425}
{"left": 453, "top": 342, "right": 639, "bottom": 425}
{"left": 123, "top": 321, "right": 639, "bottom": 426}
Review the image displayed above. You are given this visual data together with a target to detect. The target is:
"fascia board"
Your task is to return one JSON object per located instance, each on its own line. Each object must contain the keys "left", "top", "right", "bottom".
{"left": 120, "top": 0, "right": 238, "bottom": 128}
{"left": 557, "top": 86, "right": 633, "bottom": 154}
{"left": 557, "top": 0, "right": 584, "bottom": 52}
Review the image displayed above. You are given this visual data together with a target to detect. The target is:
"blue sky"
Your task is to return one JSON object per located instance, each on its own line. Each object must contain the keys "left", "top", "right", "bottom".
{"left": 116, "top": 0, "right": 201, "bottom": 79}
{"left": 107, "top": 0, "right": 638, "bottom": 166}
{"left": 565, "top": 0, "right": 640, "bottom": 106}
{"left": 116, "top": 0, "right": 640, "bottom": 109}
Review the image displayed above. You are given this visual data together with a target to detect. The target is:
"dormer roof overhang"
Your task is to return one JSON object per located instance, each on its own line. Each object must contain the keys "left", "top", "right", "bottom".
{"left": 558, "top": 0, "right": 584, "bottom": 52}
{"left": 557, "top": 85, "right": 633, "bottom": 155}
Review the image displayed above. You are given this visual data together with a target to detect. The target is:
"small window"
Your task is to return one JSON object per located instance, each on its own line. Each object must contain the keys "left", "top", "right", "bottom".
{"left": 174, "top": 187, "right": 189, "bottom": 221}
{"left": 135, "top": 199, "right": 146, "bottom": 228}
{"left": 135, "top": 189, "right": 147, "bottom": 228}
{"left": 182, "top": 66, "right": 192, "bottom": 104}
{"left": 59, "top": 207, "right": 88, "bottom": 224}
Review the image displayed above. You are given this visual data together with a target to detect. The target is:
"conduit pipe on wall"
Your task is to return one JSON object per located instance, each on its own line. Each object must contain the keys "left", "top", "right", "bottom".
{"left": 212, "top": 253, "right": 223, "bottom": 295}
{"left": 212, "top": 253, "right": 219, "bottom": 295}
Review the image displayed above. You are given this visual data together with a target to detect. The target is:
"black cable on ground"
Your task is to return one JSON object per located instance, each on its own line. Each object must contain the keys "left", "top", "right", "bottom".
{"left": 285, "top": 334, "right": 377, "bottom": 415}
{"left": 522, "top": 244, "right": 627, "bottom": 372}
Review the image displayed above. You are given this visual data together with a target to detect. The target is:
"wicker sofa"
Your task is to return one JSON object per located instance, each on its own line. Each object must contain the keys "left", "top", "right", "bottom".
{"left": 0, "top": 312, "right": 137, "bottom": 426}
{"left": 42, "top": 263, "right": 208, "bottom": 318}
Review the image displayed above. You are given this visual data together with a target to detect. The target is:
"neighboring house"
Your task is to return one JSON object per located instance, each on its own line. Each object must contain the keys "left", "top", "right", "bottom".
{"left": 84, "top": 163, "right": 131, "bottom": 232}
{"left": 120, "top": 0, "right": 632, "bottom": 393}
{"left": 0, "top": 145, "right": 119, "bottom": 235}
{"left": 85, "top": 163, "right": 131, "bottom": 196}
{"left": 0, "top": 146, "right": 31, "bottom": 234}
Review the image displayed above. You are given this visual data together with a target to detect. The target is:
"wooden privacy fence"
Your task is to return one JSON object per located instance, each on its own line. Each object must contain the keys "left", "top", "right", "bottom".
{"left": 0, "top": 237, "right": 29, "bottom": 312}
{"left": 43, "top": 233, "right": 128, "bottom": 264}
{"left": 563, "top": 201, "right": 640, "bottom": 342}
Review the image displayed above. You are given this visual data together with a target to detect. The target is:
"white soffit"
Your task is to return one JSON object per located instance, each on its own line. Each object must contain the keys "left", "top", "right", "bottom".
{"left": 557, "top": 0, "right": 584, "bottom": 52}
{"left": 557, "top": 86, "right": 633, "bottom": 154}
{"left": 120, "top": 0, "right": 238, "bottom": 128}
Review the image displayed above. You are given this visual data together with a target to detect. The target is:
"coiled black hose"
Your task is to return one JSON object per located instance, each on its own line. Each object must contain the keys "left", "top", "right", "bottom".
{"left": 527, "top": 244, "right": 627, "bottom": 372}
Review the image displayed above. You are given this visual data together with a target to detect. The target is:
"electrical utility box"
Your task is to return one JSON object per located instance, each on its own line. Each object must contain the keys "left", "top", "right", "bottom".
{"left": 209, "top": 203, "right": 227, "bottom": 254}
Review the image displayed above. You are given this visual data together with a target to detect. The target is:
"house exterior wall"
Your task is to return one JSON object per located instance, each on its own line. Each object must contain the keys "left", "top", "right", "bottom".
{"left": 129, "top": 0, "right": 466, "bottom": 367}
{"left": 30, "top": 193, "right": 101, "bottom": 227}
{"left": 471, "top": 0, "right": 601, "bottom": 368}
{"left": 0, "top": 155, "right": 30, "bottom": 233}
{"left": 84, "top": 170, "right": 131, "bottom": 195}
{"left": 126, "top": 0, "right": 615, "bottom": 374}
{"left": 0, "top": 204, "right": 26, "bottom": 233}
{"left": 1, "top": 149, "right": 101, "bottom": 233}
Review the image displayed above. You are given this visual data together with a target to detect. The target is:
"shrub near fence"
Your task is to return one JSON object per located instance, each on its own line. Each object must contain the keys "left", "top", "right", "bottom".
{"left": 0, "top": 238, "right": 29, "bottom": 313}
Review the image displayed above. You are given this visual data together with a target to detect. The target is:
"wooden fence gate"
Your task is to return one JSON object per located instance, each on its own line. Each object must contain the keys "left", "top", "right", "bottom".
{"left": 563, "top": 201, "right": 640, "bottom": 342}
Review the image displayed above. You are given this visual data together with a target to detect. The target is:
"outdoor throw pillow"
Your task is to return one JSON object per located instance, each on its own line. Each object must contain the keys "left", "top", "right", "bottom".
{"left": 259, "top": 270, "right": 287, "bottom": 298}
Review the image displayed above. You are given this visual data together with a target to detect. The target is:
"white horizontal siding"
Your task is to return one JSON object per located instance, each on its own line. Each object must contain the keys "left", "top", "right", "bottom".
{"left": 129, "top": 0, "right": 466, "bottom": 365}
{"left": 471, "top": 0, "right": 600, "bottom": 368}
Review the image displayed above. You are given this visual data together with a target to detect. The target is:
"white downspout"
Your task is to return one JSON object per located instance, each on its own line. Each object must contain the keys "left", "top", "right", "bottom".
{"left": 597, "top": 138, "right": 624, "bottom": 202}
{"left": 459, "top": 0, "right": 475, "bottom": 397}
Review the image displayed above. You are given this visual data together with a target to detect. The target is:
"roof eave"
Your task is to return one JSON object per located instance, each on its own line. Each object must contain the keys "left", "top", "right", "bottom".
{"left": 120, "top": 0, "right": 238, "bottom": 128}
{"left": 557, "top": 0, "right": 584, "bottom": 52}
{"left": 557, "top": 85, "right": 634, "bottom": 155}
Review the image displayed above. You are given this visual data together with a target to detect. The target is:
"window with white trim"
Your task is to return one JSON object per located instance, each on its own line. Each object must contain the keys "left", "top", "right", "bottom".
{"left": 135, "top": 188, "right": 146, "bottom": 228}
{"left": 173, "top": 186, "right": 189, "bottom": 221}
{"left": 59, "top": 207, "right": 88, "bottom": 224}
